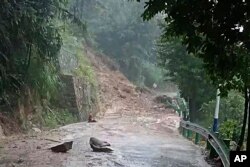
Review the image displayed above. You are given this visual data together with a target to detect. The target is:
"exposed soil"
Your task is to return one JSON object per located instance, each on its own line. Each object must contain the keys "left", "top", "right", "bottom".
{"left": 0, "top": 48, "right": 209, "bottom": 167}
{"left": 0, "top": 112, "right": 22, "bottom": 137}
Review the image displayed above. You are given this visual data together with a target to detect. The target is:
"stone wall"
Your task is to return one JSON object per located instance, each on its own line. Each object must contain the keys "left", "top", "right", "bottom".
{"left": 60, "top": 74, "right": 99, "bottom": 121}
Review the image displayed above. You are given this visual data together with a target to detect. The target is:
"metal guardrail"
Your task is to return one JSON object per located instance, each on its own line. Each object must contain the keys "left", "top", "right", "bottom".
{"left": 180, "top": 120, "right": 230, "bottom": 167}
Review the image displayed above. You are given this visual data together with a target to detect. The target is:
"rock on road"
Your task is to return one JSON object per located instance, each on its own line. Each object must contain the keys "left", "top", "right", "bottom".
{"left": 62, "top": 111, "right": 209, "bottom": 167}
{"left": 0, "top": 47, "right": 210, "bottom": 167}
{"left": 0, "top": 110, "right": 210, "bottom": 167}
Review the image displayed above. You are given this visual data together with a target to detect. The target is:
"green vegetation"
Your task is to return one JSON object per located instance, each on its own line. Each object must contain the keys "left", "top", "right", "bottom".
{"left": 59, "top": 25, "right": 99, "bottom": 120}
{"left": 0, "top": 0, "right": 68, "bottom": 131}
{"left": 60, "top": 26, "right": 96, "bottom": 86}
{"left": 137, "top": 0, "right": 250, "bottom": 150}
{"left": 0, "top": 0, "right": 64, "bottom": 101}
{"left": 0, "top": 0, "right": 96, "bottom": 131}
{"left": 158, "top": 38, "right": 215, "bottom": 122}
{"left": 201, "top": 91, "right": 244, "bottom": 142}
{"left": 69, "top": 0, "right": 165, "bottom": 88}
{"left": 42, "top": 109, "right": 78, "bottom": 129}
{"left": 0, "top": 0, "right": 248, "bottom": 154}
{"left": 73, "top": 50, "right": 95, "bottom": 85}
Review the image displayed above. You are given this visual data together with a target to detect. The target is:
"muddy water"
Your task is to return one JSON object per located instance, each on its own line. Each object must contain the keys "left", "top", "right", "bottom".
{"left": 57, "top": 111, "right": 209, "bottom": 167}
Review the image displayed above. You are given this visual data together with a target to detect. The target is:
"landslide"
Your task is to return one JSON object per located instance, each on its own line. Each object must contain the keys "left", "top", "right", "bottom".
{"left": 85, "top": 46, "right": 175, "bottom": 117}
{"left": 0, "top": 47, "right": 180, "bottom": 167}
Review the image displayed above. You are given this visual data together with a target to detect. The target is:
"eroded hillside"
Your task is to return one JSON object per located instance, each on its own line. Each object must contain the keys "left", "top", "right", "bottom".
{"left": 0, "top": 47, "right": 209, "bottom": 167}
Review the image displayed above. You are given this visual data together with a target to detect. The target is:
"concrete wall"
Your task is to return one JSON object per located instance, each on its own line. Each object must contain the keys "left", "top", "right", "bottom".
{"left": 60, "top": 74, "right": 98, "bottom": 121}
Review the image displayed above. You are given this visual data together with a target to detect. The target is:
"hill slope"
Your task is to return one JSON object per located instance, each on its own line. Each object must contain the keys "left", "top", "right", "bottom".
{"left": 85, "top": 46, "right": 175, "bottom": 117}
{"left": 0, "top": 47, "right": 210, "bottom": 167}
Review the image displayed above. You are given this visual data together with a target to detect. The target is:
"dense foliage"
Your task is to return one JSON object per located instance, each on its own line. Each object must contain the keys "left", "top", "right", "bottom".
{"left": 137, "top": 0, "right": 250, "bottom": 93}
{"left": 136, "top": 0, "right": 250, "bottom": 150}
{"left": 69, "top": 0, "right": 166, "bottom": 88}
{"left": 0, "top": 0, "right": 66, "bottom": 103}
{"left": 158, "top": 37, "right": 215, "bottom": 122}
{"left": 0, "top": 0, "right": 89, "bottom": 129}
{"left": 201, "top": 91, "right": 244, "bottom": 142}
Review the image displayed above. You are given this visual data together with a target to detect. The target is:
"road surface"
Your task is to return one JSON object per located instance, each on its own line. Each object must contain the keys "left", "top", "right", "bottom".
{"left": 62, "top": 110, "right": 209, "bottom": 167}
{"left": 0, "top": 109, "right": 210, "bottom": 167}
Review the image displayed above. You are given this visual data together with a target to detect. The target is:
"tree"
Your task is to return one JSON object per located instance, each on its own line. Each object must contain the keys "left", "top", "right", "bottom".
{"left": 136, "top": 0, "right": 250, "bottom": 150}
{"left": 158, "top": 37, "right": 215, "bottom": 122}
{"left": 0, "top": 0, "right": 64, "bottom": 101}
{"left": 201, "top": 91, "right": 244, "bottom": 142}
{"left": 70, "top": 0, "right": 163, "bottom": 87}
{"left": 0, "top": 0, "right": 85, "bottom": 105}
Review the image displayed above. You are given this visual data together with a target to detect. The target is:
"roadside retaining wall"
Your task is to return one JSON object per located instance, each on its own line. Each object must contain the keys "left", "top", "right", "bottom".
{"left": 60, "top": 74, "right": 99, "bottom": 121}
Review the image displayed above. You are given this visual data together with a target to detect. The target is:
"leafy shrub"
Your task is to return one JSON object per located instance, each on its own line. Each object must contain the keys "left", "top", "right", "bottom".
{"left": 141, "top": 62, "right": 165, "bottom": 88}
{"left": 28, "top": 58, "right": 61, "bottom": 101}
{"left": 42, "top": 108, "right": 78, "bottom": 128}
{"left": 219, "top": 120, "right": 238, "bottom": 139}
{"left": 200, "top": 90, "right": 244, "bottom": 141}
{"left": 73, "top": 50, "right": 96, "bottom": 86}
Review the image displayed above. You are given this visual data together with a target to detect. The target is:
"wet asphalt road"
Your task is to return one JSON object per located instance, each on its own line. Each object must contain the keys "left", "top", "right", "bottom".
{"left": 58, "top": 111, "right": 210, "bottom": 167}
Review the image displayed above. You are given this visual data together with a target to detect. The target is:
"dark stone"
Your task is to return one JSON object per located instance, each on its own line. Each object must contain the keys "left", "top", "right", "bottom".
{"left": 88, "top": 114, "right": 97, "bottom": 123}
{"left": 90, "top": 144, "right": 113, "bottom": 152}
{"left": 89, "top": 137, "right": 113, "bottom": 152}
{"left": 154, "top": 95, "right": 172, "bottom": 104}
{"left": 50, "top": 141, "right": 73, "bottom": 153}
{"left": 17, "top": 158, "right": 24, "bottom": 164}
{"left": 88, "top": 119, "right": 97, "bottom": 123}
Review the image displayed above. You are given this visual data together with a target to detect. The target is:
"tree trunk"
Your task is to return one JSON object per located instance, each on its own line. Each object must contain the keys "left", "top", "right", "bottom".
{"left": 237, "top": 88, "right": 249, "bottom": 151}
{"left": 189, "top": 98, "right": 197, "bottom": 122}
{"left": 246, "top": 88, "right": 250, "bottom": 150}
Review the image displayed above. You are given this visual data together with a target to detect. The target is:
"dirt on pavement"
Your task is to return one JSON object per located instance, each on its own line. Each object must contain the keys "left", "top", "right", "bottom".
{"left": 0, "top": 48, "right": 209, "bottom": 167}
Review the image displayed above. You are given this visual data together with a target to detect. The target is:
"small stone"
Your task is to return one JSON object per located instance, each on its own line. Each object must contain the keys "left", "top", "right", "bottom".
{"left": 122, "top": 87, "right": 131, "bottom": 93}
{"left": 32, "top": 128, "right": 42, "bottom": 133}
{"left": 37, "top": 146, "right": 41, "bottom": 149}
{"left": 50, "top": 141, "right": 73, "bottom": 153}
{"left": 17, "top": 158, "right": 24, "bottom": 163}
{"left": 152, "top": 105, "right": 158, "bottom": 109}
{"left": 119, "top": 94, "right": 126, "bottom": 99}
{"left": 89, "top": 137, "right": 113, "bottom": 152}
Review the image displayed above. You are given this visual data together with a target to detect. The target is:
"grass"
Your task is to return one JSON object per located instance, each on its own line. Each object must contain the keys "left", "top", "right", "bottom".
{"left": 42, "top": 108, "right": 78, "bottom": 129}
{"left": 60, "top": 25, "right": 97, "bottom": 87}
{"left": 73, "top": 50, "right": 97, "bottom": 87}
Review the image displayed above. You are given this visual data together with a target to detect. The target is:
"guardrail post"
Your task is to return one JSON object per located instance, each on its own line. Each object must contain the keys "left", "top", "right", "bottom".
{"left": 180, "top": 121, "right": 230, "bottom": 166}
{"left": 206, "top": 127, "right": 211, "bottom": 150}
{"left": 223, "top": 139, "right": 230, "bottom": 148}
{"left": 209, "top": 146, "right": 218, "bottom": 159}
{"left": 206, "top": 140, "right": 211, "bottom": 150}
{"left": 206, "top": 139, "right": 211, "bottom": 150}
{"left": 187, "top": 130, "right": 192, "bottom": 140}
{"left": 195, "top": 133, "right": 200, "bottom": 144}
{"left": 184, "top": 128, "right": 188, "bottom": 138}
{"left": 182, "top": 127, "right": 186, "bottom": 137}
{"left": 178, "top": 126, "right": 181, "bottom": 134}
{"left": 209, "top": 132, "right": 219, "bottom": 159}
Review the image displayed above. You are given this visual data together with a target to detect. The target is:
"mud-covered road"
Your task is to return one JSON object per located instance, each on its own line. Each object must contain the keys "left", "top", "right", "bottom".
{"left": 0, "top": 109, "right": 209, "bottom": 167}
{"left": 62, "top": 111, "right": 209, "bottom": 167}
{"left": 0, "top": 48, "right": 210, "bottom": 167}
